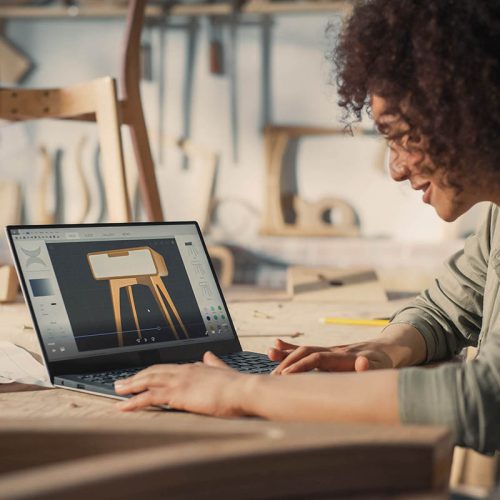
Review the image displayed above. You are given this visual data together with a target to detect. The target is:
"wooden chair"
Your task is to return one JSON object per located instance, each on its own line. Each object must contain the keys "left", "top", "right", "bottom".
{"left": 0, "top": 0, "right": 160, "bottom": 223}
{"left": 0, "top": 0, "right": 234, "bottom": 288}
{"left": 0, "top": 78, "right": 131, "bottom": 222}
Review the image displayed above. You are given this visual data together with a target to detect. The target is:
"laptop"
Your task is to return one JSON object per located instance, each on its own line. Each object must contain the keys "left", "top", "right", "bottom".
{"left": 6, "top": 222, "right": 279, "bottom": 401}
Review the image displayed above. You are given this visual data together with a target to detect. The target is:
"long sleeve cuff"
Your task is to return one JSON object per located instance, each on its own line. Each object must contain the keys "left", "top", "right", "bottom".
{"left": 398, "top": 362, "right": 499, "bottom": 455}
{"left": 389, "top": 308, "right": 451, "bottom": 363}
{"left": 399, "top": 364, "right": 460, "bottom": 430}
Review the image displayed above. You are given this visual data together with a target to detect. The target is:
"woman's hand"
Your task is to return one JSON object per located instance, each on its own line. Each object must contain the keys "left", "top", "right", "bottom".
{"left": 114, "top": 351, "right": 248, "bottom": 416}
{"left": 268, "top": 338, "right": 394, "bottom": 374}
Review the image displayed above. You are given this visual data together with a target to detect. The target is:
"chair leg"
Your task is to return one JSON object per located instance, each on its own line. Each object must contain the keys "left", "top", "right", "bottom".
{"left": 120, "top": 0, "right": 164, "bottom": 222}
{"left": 109, "top": 281, "right": 124, "bottom": 347}
{"left": 127, "top": 110, "right": 164, "bottom": 222}
{"left": 94, "top": 77, "right": 131, "bottom": 223}
{"left": 126, "top": 286, "right": 142, "bottom": 339}
{"left": 153, "top": 276, "right": 190, "bottom": 339}
{"left": 147, "top": 281, "right": 180, "bottom": 340}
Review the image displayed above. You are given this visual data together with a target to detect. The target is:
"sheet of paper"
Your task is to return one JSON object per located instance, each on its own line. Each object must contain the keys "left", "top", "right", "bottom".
{"left": 0, "top": 341, "right": 50, "bottom": 387}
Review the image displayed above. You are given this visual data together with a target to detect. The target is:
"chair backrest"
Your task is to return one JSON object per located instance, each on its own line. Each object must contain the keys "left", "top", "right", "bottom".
{"left": 0, "top": 0, "right": 157, "bottom": 224}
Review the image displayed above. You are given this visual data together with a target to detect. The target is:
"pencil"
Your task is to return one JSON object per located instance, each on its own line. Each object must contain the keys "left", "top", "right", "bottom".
{"left": 319, "top": 317, "right": 390, "bottom": 327}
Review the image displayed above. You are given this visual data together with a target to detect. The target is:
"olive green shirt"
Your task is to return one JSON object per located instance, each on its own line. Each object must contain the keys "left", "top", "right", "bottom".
{"left": 392, "top": 203, "right": 500, "bottom": 454}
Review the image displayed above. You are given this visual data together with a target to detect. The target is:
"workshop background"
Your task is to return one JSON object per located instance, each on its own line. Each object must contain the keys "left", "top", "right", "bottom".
{"left": 0, "top": 0, "right": 488, "bottom": 287}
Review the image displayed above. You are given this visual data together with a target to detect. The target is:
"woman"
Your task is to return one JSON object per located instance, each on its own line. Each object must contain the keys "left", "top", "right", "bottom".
{"left": 115, "top": 0, "right": 500, "bottom": 455}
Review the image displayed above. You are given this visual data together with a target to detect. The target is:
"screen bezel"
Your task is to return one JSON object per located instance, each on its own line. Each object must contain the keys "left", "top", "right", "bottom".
{"left": 6, "top": 221, "right": 242, "bottom": 381}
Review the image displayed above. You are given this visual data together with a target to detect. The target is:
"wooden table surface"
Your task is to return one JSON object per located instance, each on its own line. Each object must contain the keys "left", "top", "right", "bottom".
{"left": 0, "top": 287, "right": 453, "bottom": 499}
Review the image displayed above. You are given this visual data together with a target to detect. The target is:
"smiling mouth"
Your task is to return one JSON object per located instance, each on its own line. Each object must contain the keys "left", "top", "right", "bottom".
{"left": 412, "top": 182, "right": 432, "bottom": 204}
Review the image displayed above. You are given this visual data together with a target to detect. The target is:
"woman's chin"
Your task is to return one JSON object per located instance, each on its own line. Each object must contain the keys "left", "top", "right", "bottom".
{"left": 433, "top": 202, "right": 469, "bottom": 223}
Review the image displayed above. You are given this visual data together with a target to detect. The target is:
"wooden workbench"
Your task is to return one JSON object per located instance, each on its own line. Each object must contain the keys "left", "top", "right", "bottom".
{"left": 0, "top": 288, "right": 453, "bottom": 499}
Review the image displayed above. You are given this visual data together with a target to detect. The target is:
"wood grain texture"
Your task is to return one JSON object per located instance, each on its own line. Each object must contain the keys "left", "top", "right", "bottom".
{"left": 0, "top": 295, "right": 454, "bottom": 499}
{"left": 0, "top": 1, "right": 353, "bottom": 20}
{"left": 0, "top": 79, "right": 130, "bottom": 223}
{"left": 0, "top": 417, "right": 452, "bottom": 500}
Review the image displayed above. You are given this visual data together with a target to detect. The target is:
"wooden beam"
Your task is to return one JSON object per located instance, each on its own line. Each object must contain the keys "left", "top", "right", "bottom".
{"left": 0, "top": 1, "right": 352, "bottom": 20}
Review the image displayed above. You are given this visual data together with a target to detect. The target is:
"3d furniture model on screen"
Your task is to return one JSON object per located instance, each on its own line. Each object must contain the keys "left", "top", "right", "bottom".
{"left": 87, "top": 247, "right": 189, "bottom": 347}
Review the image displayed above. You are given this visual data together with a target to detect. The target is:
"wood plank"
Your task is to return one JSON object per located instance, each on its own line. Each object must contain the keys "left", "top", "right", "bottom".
{"left": 0, "top": 294, "right": 454, "bottom": 498}
{"left": 0, "top": 417, "right": 452, "bottom": 499}
{"left": 287, "top": 266, "right": 388, "bottom": 302}
{"left": 0, "top": 2, "right": 352, "bottom": 19}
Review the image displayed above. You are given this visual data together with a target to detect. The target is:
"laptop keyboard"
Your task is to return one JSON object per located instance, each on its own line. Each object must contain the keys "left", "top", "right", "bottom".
{"left": 218, "top": 352, "right": 279, "bottom": 373}
{"left": 78, "top": 352, "right": 279, "bottom": 387}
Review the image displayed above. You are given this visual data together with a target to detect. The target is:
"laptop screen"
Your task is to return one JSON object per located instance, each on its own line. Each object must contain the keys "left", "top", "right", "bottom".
{"left": 9, "top": 223, "right": 236, "bottom": 362}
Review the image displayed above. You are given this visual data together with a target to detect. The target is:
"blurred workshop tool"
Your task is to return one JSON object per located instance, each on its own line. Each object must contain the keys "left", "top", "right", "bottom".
{"left": 227, "top": 0, "right": 247, "bottom": 164}
{"left": 181, "top": 17, "right": 200, "bottom": 169}
{"left": 260, "top": 14, "right": 273, "bottom": 129}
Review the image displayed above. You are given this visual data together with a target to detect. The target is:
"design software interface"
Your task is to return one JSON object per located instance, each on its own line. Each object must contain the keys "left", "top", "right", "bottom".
{"left": 10, "top": 225, "right": 235, "bottom": 361}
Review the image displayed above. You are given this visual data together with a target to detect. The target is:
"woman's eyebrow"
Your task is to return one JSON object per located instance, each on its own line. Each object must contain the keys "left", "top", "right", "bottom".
{"left": 377, "top": 113, "right": 400, "bottom": 124}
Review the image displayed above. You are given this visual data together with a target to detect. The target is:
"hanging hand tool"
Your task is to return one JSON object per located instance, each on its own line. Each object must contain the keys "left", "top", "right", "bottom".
{"left": 156, "top": 3, "right": 170, "bottom": 166}
{"left": 140, "top": 25, "right": 153, "bottom": 83}
{"left": 226, "top": 0, "right": 241, "bottom": 164}
{"left": 181, "top": 17, "right": 200, "bottom": 170}
{"left": 208, "top": 15, "right": 224, "bottom": 76}
{"left": 260, "top": 14, "right": 273, "bottom": 130}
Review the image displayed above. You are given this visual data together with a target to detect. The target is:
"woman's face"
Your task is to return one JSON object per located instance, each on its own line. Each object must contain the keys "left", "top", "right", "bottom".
{"left": 371, "top": 95, "right": 487, "bottom": 222}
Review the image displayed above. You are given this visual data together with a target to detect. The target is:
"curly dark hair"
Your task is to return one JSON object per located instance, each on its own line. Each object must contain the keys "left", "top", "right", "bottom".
{"left": 332, "top": 0, "right": 500, "bottom": 188}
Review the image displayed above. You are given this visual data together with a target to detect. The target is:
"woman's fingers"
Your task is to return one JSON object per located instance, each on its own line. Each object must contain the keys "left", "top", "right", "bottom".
{"left": 354, "top": 356, "right": 370, "bottom": 372}
{"left": 267, "top": 338, "right": 299, "bottom": 362}
{"left": 117, "top": 389, "right": 165, "bottom": 411}
{"left": 203, "top": 351, "right": 232, "bottom": 369}
{"left": 281, "top": 351, "right": 358, "bottom": 374}
{"left": 271, "top": 345, "right": 324, "bottom": 374}
{"left": 267, "top": 347, "right": 294, "bottom": 361}
{"left": 115, "top": 371, "right": 169, "bottom": 394}
{"left": 115, "top": 357, "right": 230, "bottom": 397}
{"left": 274, "top": 339, "right": 299, "bottom": 350}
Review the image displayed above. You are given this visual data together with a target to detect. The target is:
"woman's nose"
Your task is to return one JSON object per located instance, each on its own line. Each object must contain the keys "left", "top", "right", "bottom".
{"left": 387, "top": 149, "right": 410, "bottom": 182}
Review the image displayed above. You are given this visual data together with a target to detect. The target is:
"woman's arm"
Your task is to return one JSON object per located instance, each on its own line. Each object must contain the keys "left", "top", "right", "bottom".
{"left": 269, "top": 322, "right": 427, "bottom": 374}
{"left": 115, "top": 352, "right": 400, "bottom": 425}
{"left": 271, "top": 205, "right": 496, "bottom": 376}
{"left": 243, "top": 368, "right": 399, "bottom": 424}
